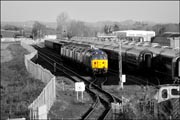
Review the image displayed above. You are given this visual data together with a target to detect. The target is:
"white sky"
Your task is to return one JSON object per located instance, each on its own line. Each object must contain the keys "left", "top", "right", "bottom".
{"left": 1, "top": 1, "right": 179, "bottom": 23}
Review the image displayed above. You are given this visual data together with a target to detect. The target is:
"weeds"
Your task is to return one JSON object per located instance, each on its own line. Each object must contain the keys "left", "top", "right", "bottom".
{"left": 1, "top": 43, "right": 45, "bottom": 119}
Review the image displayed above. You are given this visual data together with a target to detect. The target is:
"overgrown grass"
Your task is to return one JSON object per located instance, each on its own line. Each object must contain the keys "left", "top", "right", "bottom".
{"left": 1, "top": 43, "right": 45, "bottom": 119}
{"left": 103, "top": 85, "right": 158, "bottom": 119}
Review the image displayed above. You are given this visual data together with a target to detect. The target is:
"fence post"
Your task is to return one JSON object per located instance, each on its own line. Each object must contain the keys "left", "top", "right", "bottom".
{"left": 44, "top": 89, "right": 46, "bottom": 105}
{"left": 54, "top": 77, "right": 56, "bottom": 100}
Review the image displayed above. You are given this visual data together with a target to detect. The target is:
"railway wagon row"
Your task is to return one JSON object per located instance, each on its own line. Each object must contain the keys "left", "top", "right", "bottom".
{"left": 92, "top": 40, "right": 180, "bottom": 83}
{"left": 44, "top": 40, "right": 108, "bottom": 74}
{"left": 47, "top": 38, "right": 179, "bottom": 83}
{"left": 67, "top": 37, "right": 180, "bottom": 83}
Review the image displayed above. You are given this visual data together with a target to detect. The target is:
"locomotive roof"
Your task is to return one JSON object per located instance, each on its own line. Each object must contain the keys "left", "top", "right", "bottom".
{"left": 64, "top": 42, "right": 91, "bottom": 47}
{"left": 85, "top": 49, "right": 105, "bottom": 56}
{"left": 45, "top": 39, "right": 59, "bottom": 43}
{"left": 158, "top": 32, "right": 180, "bottom": 37}
{"left": 158, "top": 84, "right": 180, "bottom": 88}
{"left": 103, "top": 45, "right": 118, "bottom": 50}
{"left": 94, "top": 44, "right": 104, "bottom": 49}
{"left": 160, "top": 49, "right": 180, "bottom": 58}
{"left": 145, "top": 47, "right": 164, "bottom": 55}
{"left": 125, "top": 47, "right": 151, "bottom": 56}
{"left": 91, "top": 49, "right": 105, "bottom": 55}
{"left": 45, "top": 39, "right": 65, "bottom": 45}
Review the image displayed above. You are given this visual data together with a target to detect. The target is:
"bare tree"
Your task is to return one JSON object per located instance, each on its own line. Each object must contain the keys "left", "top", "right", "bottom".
{"left": 32, "top": 21, "right": 46, "bottom": 39}
{"left": 56, "top": 12, "right": 69, "bottom": 38}
{"left": 56, "top": 12, "right": 99, "bottom": 39}
{"left": 113, "top": 24, "right": 120, "bottom": 31}
{"left": 104, "top": 25, "right": 113, "bottom": 34}
{"left": 66, "top": 20, "right": 96, "bottom": 39}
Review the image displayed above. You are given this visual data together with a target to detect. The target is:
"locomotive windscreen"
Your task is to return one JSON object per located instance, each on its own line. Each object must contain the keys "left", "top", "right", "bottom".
{"left": 92, "top": 55, "right": 106, "bottom": 60}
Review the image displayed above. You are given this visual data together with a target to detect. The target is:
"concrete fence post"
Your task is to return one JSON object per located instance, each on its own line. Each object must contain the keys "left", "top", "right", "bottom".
{"left": 44, "top": 89, "right": 46, "bottom": 105}
{"left": 53, "top": 77, "right": 56, "bottom": 100}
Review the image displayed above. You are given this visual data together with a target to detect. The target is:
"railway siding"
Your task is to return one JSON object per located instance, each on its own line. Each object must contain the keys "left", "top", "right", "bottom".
{"left": 34, "top": 44, "right": 124, "bottom": 119}
{"left": 34, "top": 40, "right": 179, "bottom": 119}
{"left": 34, "top": 49, "right": 95, "bottom": 119}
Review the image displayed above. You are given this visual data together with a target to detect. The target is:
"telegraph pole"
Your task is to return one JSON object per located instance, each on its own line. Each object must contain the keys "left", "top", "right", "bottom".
{"left": 117, "top": 34, "right": 123, "bottom": 90}
{"left": 39, "top": 30, "right": 41, "bottom": 41}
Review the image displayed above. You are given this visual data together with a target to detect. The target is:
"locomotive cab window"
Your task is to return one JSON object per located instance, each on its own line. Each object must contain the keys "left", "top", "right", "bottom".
{"left": 144, "top": 53, "right": 152, "bottom": 68}
{"left": 92, "top": 55, "right": 106, "bottom": 60}
{"left": 162, "top": 89, "right": 168, "bottom": 99}
{"left": 171, "top": 88, "right": 180, "bottom": 95}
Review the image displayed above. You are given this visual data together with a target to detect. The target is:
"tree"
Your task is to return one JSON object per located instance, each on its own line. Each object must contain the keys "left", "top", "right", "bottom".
{"left": 65, "top": 20, "right": 96, "bottom": 39}
{"left": 3, "top": 24, "right": 22, "bottom": 31}
{"left": 158, "top": 27, "right": 166, "bottom": 35}
{"left": 152, "top": 24, "right": 166, "bottom": 35}
{"left": 104, "top": 25, "right": 113, "bottom": 34}
{"left": 31, "top": 21, "right": 46, "bottom": 39}
{"left": 113, "top": 24, "right": 120, "bottom": 31}
{"left": 56, "top": 12, "right": 69, "bottom": 38}
{"left": 104, "top": 25, "right": 109, "bottom": 34}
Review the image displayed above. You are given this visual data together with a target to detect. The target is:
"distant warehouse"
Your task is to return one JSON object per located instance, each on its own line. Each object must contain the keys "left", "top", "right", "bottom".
{"left": 113, "top": 30, "right": 155, "bottom": 42}
{"left": 151, "top": 32, "right": 180, "bottom": 49}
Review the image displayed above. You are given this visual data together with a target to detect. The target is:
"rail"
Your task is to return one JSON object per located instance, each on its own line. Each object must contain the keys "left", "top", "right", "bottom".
{"left": 33, "top": 45, "right": 123, "bottom": 119}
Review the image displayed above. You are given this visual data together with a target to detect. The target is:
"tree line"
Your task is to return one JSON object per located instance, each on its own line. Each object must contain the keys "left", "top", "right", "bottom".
{"left": 2, "top": 12, "right": 179, "bottom": 39}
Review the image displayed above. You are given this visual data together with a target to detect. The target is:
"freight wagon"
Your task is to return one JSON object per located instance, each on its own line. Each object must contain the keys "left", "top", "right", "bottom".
{"left": 45, "top": 40, "right": 108, "bottom": 74}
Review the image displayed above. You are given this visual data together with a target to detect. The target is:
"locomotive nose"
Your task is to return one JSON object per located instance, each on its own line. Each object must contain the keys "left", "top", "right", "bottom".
{"left": 92, "top": 60, "right": 107, "bottom": 68}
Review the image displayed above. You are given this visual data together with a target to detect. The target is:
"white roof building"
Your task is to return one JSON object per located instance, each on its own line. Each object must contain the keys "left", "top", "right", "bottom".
{"left": 44, "top": 35, "right": 57, "bottom": 40}
{"left": 113, "top": 30, "right": 156, "bottom": 42}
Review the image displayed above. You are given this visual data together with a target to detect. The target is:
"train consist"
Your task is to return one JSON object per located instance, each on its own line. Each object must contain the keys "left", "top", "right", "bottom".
{"left": 94, "top": 40, "right": 180, "bottom": 83}
{"left": 44, "top": 40, "right": 108, "bottom": 74}
{"left": 67, "top": 37, "right": 180, "bottom": 83}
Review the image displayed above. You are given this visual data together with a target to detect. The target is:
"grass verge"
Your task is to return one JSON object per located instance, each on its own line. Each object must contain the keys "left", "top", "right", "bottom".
{"left": 1, "top": 43, "right": 45, "bottom": 119}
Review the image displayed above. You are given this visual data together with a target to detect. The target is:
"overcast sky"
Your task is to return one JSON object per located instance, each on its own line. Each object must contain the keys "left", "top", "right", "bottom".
{"left": 1, "top": 1, "right": 179, "bottom": 23}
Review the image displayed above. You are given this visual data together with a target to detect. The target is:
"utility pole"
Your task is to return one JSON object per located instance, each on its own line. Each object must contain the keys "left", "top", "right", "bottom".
{"left": 39, "top": 30, "right": 41, "bottom": 41}
{"left": 117, "top": 34, "right": 123, "bottom": 90}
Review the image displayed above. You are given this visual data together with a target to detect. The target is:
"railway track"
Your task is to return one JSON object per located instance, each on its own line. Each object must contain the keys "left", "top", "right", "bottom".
{"left": 108, "top": 69, "right": 158, "bottom": 87}
{"left": 32, "top": 45, "right": 123, "bottom": 120}
{"left": 33, "top": 44, "right": 158, "bottom": 87}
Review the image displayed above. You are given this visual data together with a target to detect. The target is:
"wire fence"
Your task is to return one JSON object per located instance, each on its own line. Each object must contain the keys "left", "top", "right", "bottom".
{"left": 21, "top": 40, "right": 56, "bottom": 119}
